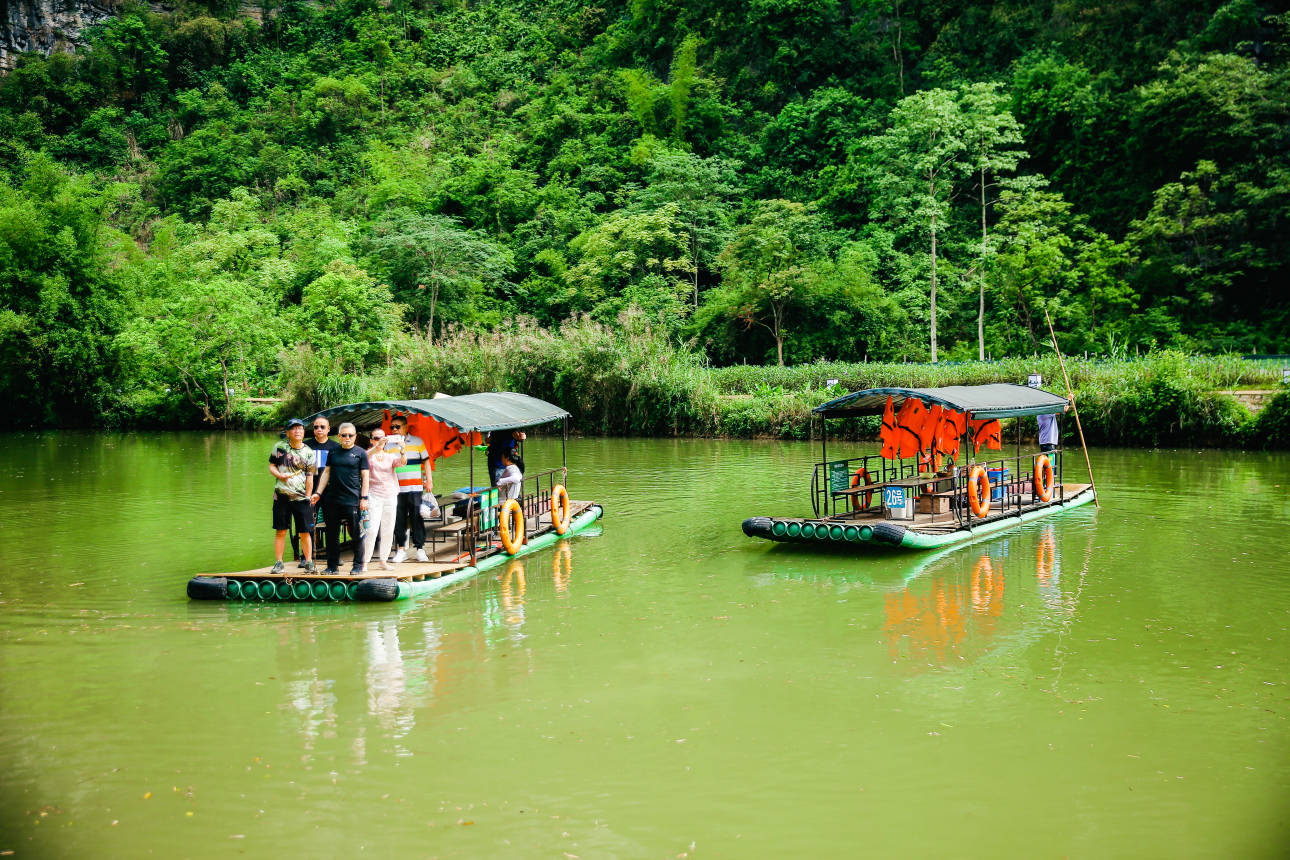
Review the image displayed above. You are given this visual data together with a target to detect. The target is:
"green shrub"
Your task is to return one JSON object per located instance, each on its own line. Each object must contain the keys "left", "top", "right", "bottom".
{"left": 1244, "top": 390, "right": 1290, "bottom": 448}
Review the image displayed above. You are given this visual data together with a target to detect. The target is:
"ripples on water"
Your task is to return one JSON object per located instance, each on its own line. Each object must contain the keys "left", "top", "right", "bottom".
{"left": 1, "top": 434, "right": 1289, "bottom": 856}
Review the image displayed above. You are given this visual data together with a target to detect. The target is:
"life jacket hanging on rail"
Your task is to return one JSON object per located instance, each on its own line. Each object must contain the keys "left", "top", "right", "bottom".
{"left": 935, "top": 409, "right": 966, "bottom": 463}
{"left": 893, "top": 397, "right": 928, "bottom": 460}
{"left": 969, "top": 417, "right": 1002, "bottom": 453}
{"left": 879, "top": 396, "right": 899, "bottom": 459}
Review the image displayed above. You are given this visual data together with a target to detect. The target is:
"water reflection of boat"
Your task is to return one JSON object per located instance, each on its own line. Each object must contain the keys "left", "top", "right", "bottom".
{"left": 189, "top": 392, "right": 602, "bottom": 603}
{"left": 883, "top": 525, "right": 1073, "bottom": 673}
{"left": 743, "top": 384, "right": 1094, "bottom": 552}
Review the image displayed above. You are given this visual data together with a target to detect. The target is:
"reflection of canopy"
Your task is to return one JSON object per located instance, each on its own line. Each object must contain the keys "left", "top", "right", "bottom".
{"left": 814, "top": 384, "right": 1068, "bottom": 420}
{"left": 305, "top": 393, "right": 569, "bottom": 433}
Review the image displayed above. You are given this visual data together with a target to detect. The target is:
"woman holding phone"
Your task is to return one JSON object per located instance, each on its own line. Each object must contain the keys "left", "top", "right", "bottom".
{"left": 363, "top": 428, "right": 406, "bottom": 570}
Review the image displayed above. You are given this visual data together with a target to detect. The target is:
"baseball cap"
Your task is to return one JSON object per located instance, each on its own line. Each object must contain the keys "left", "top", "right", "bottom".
{"left": 284, "top": 417, "right": 306, "bottom": 430}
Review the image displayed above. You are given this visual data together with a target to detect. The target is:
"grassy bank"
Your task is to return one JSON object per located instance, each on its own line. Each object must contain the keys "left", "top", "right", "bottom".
{"left": 271, "top": 314, "right": 1289, "bottom": 448}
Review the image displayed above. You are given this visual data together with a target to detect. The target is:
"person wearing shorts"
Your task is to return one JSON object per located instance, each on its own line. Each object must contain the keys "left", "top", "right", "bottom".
{"left": 270, "top": 418, "right": 317, "bottom": 574}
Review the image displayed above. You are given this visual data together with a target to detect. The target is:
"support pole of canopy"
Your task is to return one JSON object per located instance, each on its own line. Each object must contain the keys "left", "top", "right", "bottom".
{"left": 820, "top": 414, "right": 827, "bottom": 515}
{"left": 469, "top": 440, "right": 477, "bottom": 565}
{"left": 1044, "top": 308, "right": 1099, "bottom": 509}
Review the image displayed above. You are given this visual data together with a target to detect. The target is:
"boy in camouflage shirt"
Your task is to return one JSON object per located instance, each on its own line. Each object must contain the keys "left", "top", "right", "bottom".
{"left": 269, "top": 418, "right": 317, "bottom": 573}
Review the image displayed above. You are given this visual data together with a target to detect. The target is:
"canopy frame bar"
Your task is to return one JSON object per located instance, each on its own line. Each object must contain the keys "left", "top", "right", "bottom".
{"left": 814, "top": 384, "right": 1069, "bottom": 421}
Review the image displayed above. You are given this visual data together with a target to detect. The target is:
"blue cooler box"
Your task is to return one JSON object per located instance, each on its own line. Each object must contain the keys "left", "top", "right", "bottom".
{"left": 986, "top": 467, "right": 1009, "bottom": 501}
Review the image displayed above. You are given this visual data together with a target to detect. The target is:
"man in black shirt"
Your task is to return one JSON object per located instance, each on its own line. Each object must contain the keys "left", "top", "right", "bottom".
{"left": 304, "top": 416, "right": 343, "bottom": 566}
{"left": 320, "top": 422, "right": 370, "bottom": 574}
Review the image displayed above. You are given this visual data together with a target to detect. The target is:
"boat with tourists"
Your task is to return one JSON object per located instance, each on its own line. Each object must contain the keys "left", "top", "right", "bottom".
{"left": 188, "top": 392, "right": 603, "bottom": 603}
{"left": 742, "top": 383, "right": 1096, "bottom": 552}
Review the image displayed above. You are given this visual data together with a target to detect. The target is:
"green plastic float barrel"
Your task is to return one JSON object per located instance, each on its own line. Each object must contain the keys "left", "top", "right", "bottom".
{"left": 771, "top": 521, "right": 787, "bottom": 537}
{"left": 311, "top": 581, "right": 329, "bottom": 600}
{"left": 275, "top": 581, "right": 293, "bottom": 600}
{"left": 257, "top": 580, "right": 276, "bottom": 600}
{"left": 786, "top": 522, "right": 801, "bottom": 538}
{"left": 227, "top": 579, "right": 242, "bottom": 599}
{"left": 844, "top": 525, "right": 860, "bottom": 541}
{"left": 346, "top": 582, "right": 358, "bottom": 600}
{"left": 329, "top": 582, "right": 347, "bottom": 601}
{"left": 293, "top": 581, "right": 312, "bottom": 600}
{"left": 801, "top": 523, "right": 815, "bottom": 538}
{"left": 829, "top": 525, "right": 844, "bottom": 540}
{"left": 859, "top": 525, "right": 874, "bottom": 541}
{"left": 816, "top": 525, "right": 830, "bottom": 541}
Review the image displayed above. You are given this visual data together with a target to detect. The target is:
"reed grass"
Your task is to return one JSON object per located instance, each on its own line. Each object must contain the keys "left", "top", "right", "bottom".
{"left": 273, "top": 318, "right": 1288, "bottom": 447}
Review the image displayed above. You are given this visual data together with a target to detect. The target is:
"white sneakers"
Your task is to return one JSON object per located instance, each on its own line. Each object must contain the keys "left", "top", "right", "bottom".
{"left": 388, "top": 547, "right": 429, "bottom": 563}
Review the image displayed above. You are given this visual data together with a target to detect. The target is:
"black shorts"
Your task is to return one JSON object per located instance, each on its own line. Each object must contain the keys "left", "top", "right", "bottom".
{"left": 273, "top": 494, "right": 315, "bottom": 532}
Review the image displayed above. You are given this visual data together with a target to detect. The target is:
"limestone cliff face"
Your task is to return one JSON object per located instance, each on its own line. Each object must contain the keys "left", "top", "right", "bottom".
{"left": 0, "top": 0, "right": 121, "bottom": 70}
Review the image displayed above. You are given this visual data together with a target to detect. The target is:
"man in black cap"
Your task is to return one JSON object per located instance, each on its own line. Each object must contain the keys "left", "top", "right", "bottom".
{"left": 269, "top": 418, "right": 317, "bottom": 574}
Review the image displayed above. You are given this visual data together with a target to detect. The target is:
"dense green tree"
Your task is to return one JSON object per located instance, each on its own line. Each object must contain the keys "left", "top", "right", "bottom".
{"left": 629, "top": 150, "right": 742, "bottom": 308}
{"left": 1, "top": 0, "right": 1288, "bottom": 430}
{"left": 958, "top": 81, "right": 1026, "bottom": 360}
{"left": 299, "top": 261, "right": 402, "bottom": 371}
{"left": 861, "top": 88, "right": 969, "bottom": 362}
{"left": 0, "top": 154, "right": 131, "bottom": 425}
{"left": 701, "top": 199, "right": 825, "bottom": 365}
{"left": 364, "top": 209, "right": 514, "bottom": 338}
{"left": 565, "top": 204, "right": 692, "bottom": 327}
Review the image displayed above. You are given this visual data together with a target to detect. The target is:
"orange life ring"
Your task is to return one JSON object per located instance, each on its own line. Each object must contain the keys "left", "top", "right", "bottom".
{"left": 551, "top": 484, "right": 571, "bottom": 534}
{"left": 1033, "top": 454, "right": 1054, "bottom": 502}
{"left": 850, "top": 468, "right": 875, "bottom": 511}
{"left": 500, "top": 498, "right": 525, "bottom": 555}
{"left": 968, "top": 465, "right": 991, "bottom": 518}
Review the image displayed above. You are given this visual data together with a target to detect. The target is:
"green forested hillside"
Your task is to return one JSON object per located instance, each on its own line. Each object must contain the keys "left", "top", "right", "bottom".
{"left": 1, "top": 0, "right": 1287, "bottom": 427}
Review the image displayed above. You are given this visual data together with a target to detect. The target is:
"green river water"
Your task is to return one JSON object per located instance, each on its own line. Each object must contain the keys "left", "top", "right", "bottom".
{"left": 1, "top": 433, "right": 1289, "bottom": 858}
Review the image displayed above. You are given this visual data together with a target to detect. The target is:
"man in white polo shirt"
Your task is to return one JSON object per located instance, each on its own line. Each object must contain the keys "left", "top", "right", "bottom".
{"left": 388, "top": 415, "right": 432, "bottom": 563}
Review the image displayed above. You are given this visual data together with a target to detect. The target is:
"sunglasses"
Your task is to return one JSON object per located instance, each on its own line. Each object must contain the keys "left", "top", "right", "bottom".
{"left": 339, "top": 432, "right": 356, "bottom": 438}
{"left": 313, "top": 424, "right": 327, "bottom": 429}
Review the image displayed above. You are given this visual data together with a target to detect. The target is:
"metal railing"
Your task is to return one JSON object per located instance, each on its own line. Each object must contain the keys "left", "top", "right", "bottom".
{"left": 811, "top": 448, "right": 1066, "bottom": 525}
{"left": 811, "top": 453, "right": 921, "bottom": 518}
{"left": 943, "top": 448, "right": 1065, "bottom": 528}
{"left": 464, "top": 467, "right": 569, "bottom": 563}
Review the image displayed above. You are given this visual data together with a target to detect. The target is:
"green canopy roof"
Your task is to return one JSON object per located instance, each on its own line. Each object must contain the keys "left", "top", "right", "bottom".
{"left": 814, "top": 383, "right": 1069, "bottom": 420}
{"left": 305, "top": 392, "right": 569, "bottom": 433}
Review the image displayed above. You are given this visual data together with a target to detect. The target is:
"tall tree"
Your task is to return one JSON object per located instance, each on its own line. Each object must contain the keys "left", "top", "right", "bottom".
{"left": 862, "top": 89, "right": 968, "bottom": 362}
{"left": 958, "top": 81, "right": 1026, "bottom": 360}
{"left": 365, "top": 210, "right": 513, "bottom": 339}
{"left": 710, "top": 199, "right": 824, "bottom": 366}
{"left": 630, "top": 150, "right": 742, "bottom": 308}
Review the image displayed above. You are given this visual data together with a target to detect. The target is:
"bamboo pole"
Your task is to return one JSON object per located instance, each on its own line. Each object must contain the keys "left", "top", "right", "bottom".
{"left": 1044, "top": 309, "right": 1099, "bottom": 508}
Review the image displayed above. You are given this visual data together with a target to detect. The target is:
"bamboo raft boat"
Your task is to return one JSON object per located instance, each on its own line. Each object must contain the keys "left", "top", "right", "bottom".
{"left": 742, "top": 384, "right": 1096, "bottom": 552}
{"left": 188, "top": 392, "right": 604, "bottom": 603}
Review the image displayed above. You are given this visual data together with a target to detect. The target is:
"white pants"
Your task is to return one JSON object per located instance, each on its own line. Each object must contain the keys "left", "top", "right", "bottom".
{"left": 363, "top": 495, "right": 398, "bottom": 564}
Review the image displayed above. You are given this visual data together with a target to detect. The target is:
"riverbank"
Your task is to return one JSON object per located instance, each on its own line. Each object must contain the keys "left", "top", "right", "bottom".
{"left": 246, "top": 317, "right": 1290, "bottom": 449}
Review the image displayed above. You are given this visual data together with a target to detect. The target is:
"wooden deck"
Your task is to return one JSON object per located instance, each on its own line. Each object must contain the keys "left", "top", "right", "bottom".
{"left": 216, "top": 499, "right": 596, "bottom": 582}
{"left": 815, "top": 482, "right": 1093, "bottom": 533}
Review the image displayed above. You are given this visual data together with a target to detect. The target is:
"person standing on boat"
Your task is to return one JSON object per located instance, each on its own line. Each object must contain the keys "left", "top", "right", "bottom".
{"left": 321, "top": 422, "right": 370, "bottom": 575}
{"left": 1037, "top": 402, "right": 1071, "bottom": 453}
{"left": 305, "top": 416, "right": 342, "bottom": 501}
{"left": 389, "top": 415, "right": 432, "bottom": 564}
{"left": 304, "top": 416, "right": 342, "bottom": 563}
{"left": 269, "top": 418, "right": 317, "bottom": 574}
{"left": 363, "top": 428, "right": 405, "bottom": 572}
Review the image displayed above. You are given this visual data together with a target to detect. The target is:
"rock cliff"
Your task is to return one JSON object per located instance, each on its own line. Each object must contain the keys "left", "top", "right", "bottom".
{"left": 1, "top": 0, "right": 121, "bottom": 71}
